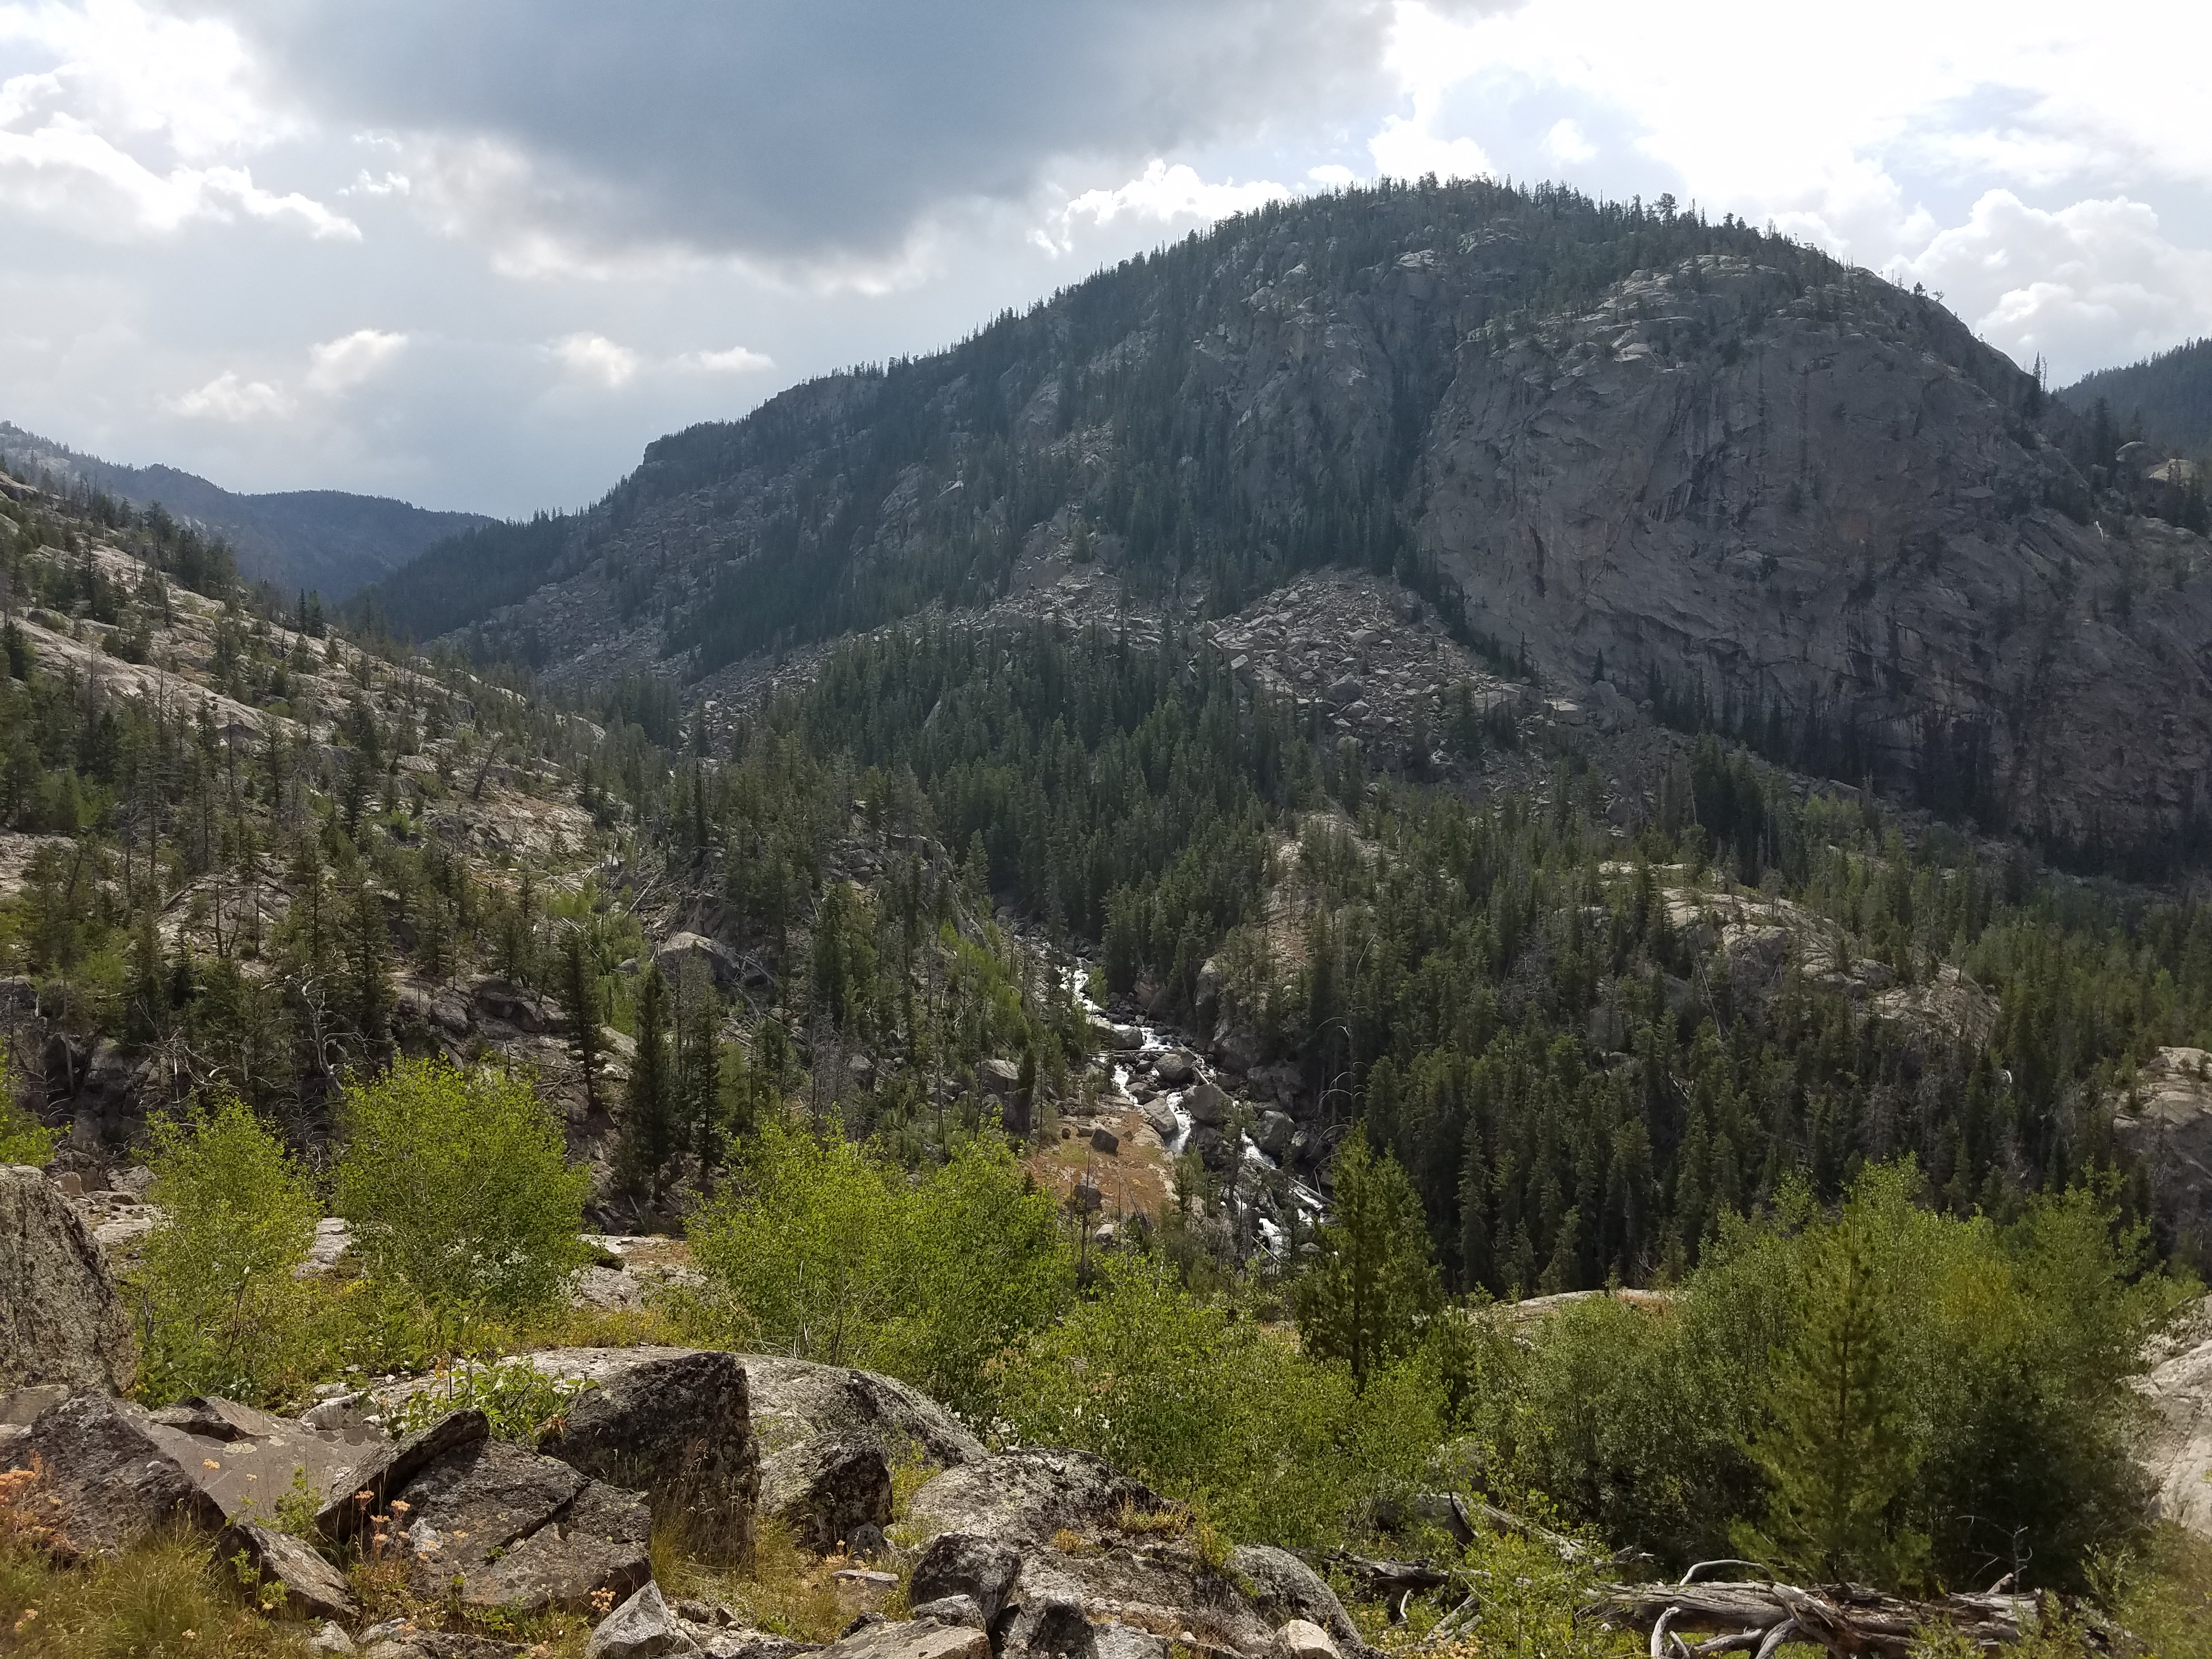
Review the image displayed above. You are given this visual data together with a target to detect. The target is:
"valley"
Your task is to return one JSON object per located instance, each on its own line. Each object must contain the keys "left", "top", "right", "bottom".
{"left": 6, "top": 179, "right": 2212, "bottom": 1658}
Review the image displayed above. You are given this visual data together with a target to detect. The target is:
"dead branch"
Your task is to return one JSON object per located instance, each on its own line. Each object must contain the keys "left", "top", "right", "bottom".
{"left": 1592, "top": 1579, "right": 2099, "bottom": 1658}
{"left": 1324, "top": 1552, "right": 1455, "bottom": 1598}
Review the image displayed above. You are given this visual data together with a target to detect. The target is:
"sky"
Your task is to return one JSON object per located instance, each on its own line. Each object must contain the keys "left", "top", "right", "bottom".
{"left": 2, "top": 0, "right": 2209, "bottom": 518}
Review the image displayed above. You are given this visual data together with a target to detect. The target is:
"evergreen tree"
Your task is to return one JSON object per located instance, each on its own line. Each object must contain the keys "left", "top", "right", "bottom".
{"left": 676, "top": 964, "right": 727, "bottom": 1183}
{"left": 558, "top": 925, "right": 603, "bottom": 1113}
{"left": 620, "top": 964, "right": 679, "bottom": 1200}
{"left": 1293, "top": 1127, "right": 1441, "bottom": 1387}
{"left": 1736, "top": 1204, "right": 1927, "bottom": 1587}
{"left": 347, "top": 876, "right": 392, "bottom": 1046}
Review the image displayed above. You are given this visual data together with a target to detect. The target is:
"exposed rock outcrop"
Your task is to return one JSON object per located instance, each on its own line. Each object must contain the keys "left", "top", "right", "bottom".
{"left": 2140, "top": 1299, "right": 2212, "bottom": 1539}
{"left": 12, "top": 1392, "right": 223, "bottom": 1557}
{"left": 588, "top": 1582, "right": 699, "bottom": 1659}
{"left": 219, "top": 1519, "right": 361, "bottom": 1622}
{"left": 737, "top": 1353, "right": 981, "bottom": 1551}
{"left": 891, "top": 1448, "right": 1367, "bottom": 1659}
{"left": 148, "top": 1394, "right": 386, "bottom": 1525}
{"left": 529, "top": 1347, "right": 759, "bottom": 1564}
{"left": 2114, "top": 1048, "right": 2212, "bottom": 1257}
{"left": 385, "top": 1435, "right": 652, "bottom": 1615}
{"left": 905, "top": 1449, "right": 1154, "bottom": 1548}
{"left": 0, "top": 1165, "right": 137, "bottom": 1397}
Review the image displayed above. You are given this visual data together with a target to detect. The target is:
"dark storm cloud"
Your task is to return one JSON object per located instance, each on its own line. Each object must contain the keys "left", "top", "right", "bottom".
{"left": 218, "top": 0, "right": 1395, "bottom": 264}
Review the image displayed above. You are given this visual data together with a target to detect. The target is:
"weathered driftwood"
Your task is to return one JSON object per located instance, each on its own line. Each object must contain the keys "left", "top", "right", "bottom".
{"left": 1594, "top": 1579, "right": 2094, "bottom": 1657}
{"left": 1345, "top": 1525, "right": 2114, "bottom": 1656}
{"left": 1326, "top": 1551, "right": 1455, "bottom": 1597}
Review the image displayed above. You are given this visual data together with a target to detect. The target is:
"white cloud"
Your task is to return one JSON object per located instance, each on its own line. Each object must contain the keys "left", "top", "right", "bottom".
{"left": 1308, "top": 163, "right": 1357, "bottom": 188}
{"left": 342, "top": 168, "right": 409, "bottom": 197}
{"left": 1908, "top": 191, "right": 2212, "bottom": 381}
{"left": 1542, "top": 118, "right": 1594, "bottom": 165}
{"left": 0, "top": 0, "right": 357, "bottom": 242}
{"left": 1037, "top": 160, "right": 1292, "bottom": 255}
{"left": 678, "top": 344, "right": 773, "bottom": 375}
{"left": 1368, "top": 114, "right": 1491, "bottom": 182}
{"left": 168, "top": 369, "right": 293, "bottom": 422}
{"left": 1360, "top": 0, "right": 2212, "bottom": 373}
{"left": 549, "top": 331, "right": 639, "bottom": 388}
{"left": 307, "top": 327, "right": 407, "bottom": 392}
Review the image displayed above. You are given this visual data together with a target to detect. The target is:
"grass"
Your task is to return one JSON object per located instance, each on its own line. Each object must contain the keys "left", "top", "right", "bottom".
{"left": 0, "top": 1528, "right": 313, "bottom": 1659}
{"left": 656, "top": 1517, "right": 878, "bottom": 1643}
{"left": 2103, "top": 1523, "right": 2212, "bottom": 1659}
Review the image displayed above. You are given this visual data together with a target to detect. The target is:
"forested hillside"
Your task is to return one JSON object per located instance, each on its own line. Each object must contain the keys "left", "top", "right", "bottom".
{"left": 0, "top": 421, "right": 492, "bottom": 601}
{"left": 365, "top": 178, "right": 2212, "bottom": 867}
{"left": 2062, "top": 338, "right": 2212, "bottom": 457}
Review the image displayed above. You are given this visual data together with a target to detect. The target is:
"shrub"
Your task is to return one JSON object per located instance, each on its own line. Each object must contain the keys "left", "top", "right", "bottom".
{"left": 872, "top": 1135, "right": 1072, "bottom": 1419}
{"left": 1479, "top": 1162, "right": 2187, "bottom": 1593}
{"left": 681, "top": 1124, "right": 1073, "bottom": 1419}
{"left": 994, "top": 1254, "right": 1436, "bottom": 1548}
{"left": 335, "top": 1057, "right": 590, "bottom": 1328}
{"left": 136, "top": 1094, "right": 318, "bottom": 1406}
{"left": 383, "top": 1357, "right": 586, "bottom": 1443}
{"left": 680, "top": 1120, "right": 906, "bottom": 1365}
{"left": 0, "top": 1039, "right": 55, "bottom": 1166}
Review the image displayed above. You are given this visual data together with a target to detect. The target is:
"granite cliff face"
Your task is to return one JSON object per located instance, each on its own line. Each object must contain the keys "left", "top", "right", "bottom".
{"left": 1417, "top": 253, "right": 2212, "bottom": 859}
{"left": 371, "top": 180, "right": 2212, "bottom": 861}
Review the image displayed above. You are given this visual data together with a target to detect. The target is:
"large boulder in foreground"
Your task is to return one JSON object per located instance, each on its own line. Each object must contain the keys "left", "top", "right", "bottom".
{"left": 0, "top": 1165, "right": 137, "bottom": 1398}
{"left": 369, "top": 1347, "right": 760, "bottom": 1564}
{"left": 146, "top": 1394, "right": 386, "bottom": 1525}
{"left": 814, "top": 1622, "right": 987, "bottom": 1659}
{"left": 739, "top": 1354, "right": 984, "bottom": 1471}
{"left": 736, "top": 1355, "right": 979, "bottom": 1556}
{"left": 7, "top": 1393, "right": 221, "bottom": 1558}
{"left": 901, "top": 1449, "right": 1365, "bottom": 1659}
{"left": 384, "top": 1435, "right": 651, "bottom": 1616}
{"left": 759, "top": 1440, "right": 891, "bottom": 1554}
{"left": 530, "top": 1347, "right": 759, "bottom": 1564}
{"left": 905, "top": 1449, "right": 1154, "bottom": 1548}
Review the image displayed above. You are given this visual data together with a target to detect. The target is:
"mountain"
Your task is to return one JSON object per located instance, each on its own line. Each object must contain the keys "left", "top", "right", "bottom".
{"left": 2059, "top": 338, "right": 2212, "bottom": 458}
{"left": 0, "top": 421, "right": 492, "bottom": 601}
{"left": 365, "top": 177, "right": 2212, "bottom": 870}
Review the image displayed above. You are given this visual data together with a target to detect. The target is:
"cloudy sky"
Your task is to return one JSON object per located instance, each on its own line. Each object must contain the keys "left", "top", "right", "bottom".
{"left": 3, "top": 0, "right": 2209, "bottom": 517}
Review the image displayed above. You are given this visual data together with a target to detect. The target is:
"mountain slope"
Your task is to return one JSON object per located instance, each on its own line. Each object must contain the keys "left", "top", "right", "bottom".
{"left": 0, "top": 421, "right": 492, "bottom": 600}
{"left": 368, "top": 178, "right": 2212, "bottom": 866}
{"left": 2060, "top": 338, "right": 2212, "bottom": 456}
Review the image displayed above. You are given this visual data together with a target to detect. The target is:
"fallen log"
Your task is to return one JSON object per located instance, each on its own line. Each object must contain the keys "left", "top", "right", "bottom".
{"left": 1593, "top": 1579, "right": 2101, "bottom": 1657}
{"left": 1325, "top": 1550, "right": 1454, "bottom": 1598}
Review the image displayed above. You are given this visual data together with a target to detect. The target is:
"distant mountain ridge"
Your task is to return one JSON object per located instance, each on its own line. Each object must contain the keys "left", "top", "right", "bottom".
{"left": 364, "top": 177, "right": 2212, "bottom": 864}
{"left": 0, "top": 422, "right": 493, "bottom": 601}
{"left": 2059, "top": 339, "right": 2212, "bottom": 457}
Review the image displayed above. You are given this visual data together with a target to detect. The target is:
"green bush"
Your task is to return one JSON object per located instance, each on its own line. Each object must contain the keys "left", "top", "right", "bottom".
{"left": 0, "top": 1038, "right": 55, "bottom": 1166}
{"left": 680, "top": 1119, "right": 906, "bottom": 1364}
{"left": 135, "top": 1093, "right": 318, "bottom": 1406}
{"left": 680, "top": 1122, "right": 1071, "bottom": 1419}
{"left": 335, "top": 1056, "right": 591, "bottom": 1327}
{"left": 1475, "top": 1162, "right": 2187, "bottom": 1592}
{"left": 995, "top": 1254, "right": 1437, "bottom": 1548}
{"left": 872, "top": 1133, "right": 1073, "bottom": 1418}
{"left": 383, "top": 1356, "right": 586, "bottom": 1443}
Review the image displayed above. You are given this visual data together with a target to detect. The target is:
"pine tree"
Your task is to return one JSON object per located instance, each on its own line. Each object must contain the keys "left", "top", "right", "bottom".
{"left": 1292, "top": 1126, "right": 1441, "bottom": 1387}
{"left": 347, "top": 877, "right": 392, "bottom": 1047}
{"left": 676, "top": 966, "right": 727, "bottom": 1184}
{"left": 620, "top": 965, "right": 679, "bottom": 1201}
{"left": 1737, "top": 1207, "right": 1927, "bottom": 1587}
{"left": 558, "top": 926, "right": 602, "bottom": 1113}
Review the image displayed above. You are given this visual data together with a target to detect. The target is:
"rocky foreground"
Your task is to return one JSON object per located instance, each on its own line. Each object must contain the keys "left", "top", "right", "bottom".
{"left": 7, "top": 1156, "right": 2211, "bottom": 1658}
{"left": 1, "top": 1160, "right": 1361, "bottom": 1659}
